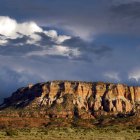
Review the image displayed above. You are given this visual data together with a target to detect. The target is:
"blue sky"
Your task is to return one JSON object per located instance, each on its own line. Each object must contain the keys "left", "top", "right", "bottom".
{"left": 0, "top": 0, "right": 140, "bottom": 100}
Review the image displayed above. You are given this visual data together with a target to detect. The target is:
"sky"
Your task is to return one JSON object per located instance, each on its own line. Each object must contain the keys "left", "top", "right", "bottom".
{"left": 0, "top": 0, "right": 140, "bottom": 100}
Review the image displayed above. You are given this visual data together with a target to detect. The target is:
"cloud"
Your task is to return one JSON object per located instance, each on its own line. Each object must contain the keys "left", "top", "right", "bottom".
{"left": 128, "top": 68, "right": 140, "bottom": 81}
{"left": 112, "top": 0, "right": 140, "bottom": 5}
{"left": 0, "top": 14, "right": 139, "bottom": 103}
{"left": 0, "top": 65, "right": 45, "bottom": 103}
{"left": 0, "top": 16, "right": 115, "bottom": 103}
{"left": 104, "top": 71, "right": 120, "bottom": 82}
{"left": 0, "top": 16, "right": 42, "bottom": 45}
{"left": 62, "top": 37, "right": 113, "bottom": 60}
{"left": 26, "top": 45, "right": 81, "bottom": 58}
{"left": 0, "top": 16, "right": 113, "bottom": 61}
{"left": 111, "top": 2, "right": 140, "bottom": 19}
{"left": 1, "top": 0, "right": 140, "bottom": 41}
{"left": 2, "top": 0, "right": 140, "bottom": 40}
{"left": 0, "top": 16, "right": 71, "bottom": 46}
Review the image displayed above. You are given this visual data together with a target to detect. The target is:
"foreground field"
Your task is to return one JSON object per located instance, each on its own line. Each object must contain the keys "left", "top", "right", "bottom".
{"left": 0, "top": 126, "right": 139, "bottom": 140}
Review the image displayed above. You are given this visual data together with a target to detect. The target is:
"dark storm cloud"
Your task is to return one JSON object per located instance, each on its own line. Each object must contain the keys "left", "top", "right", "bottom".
{"left": 0, "top": 45, "right": 40, "bottom": 56}
{"left": 111, "top": 2, "right": 140, "bottom": 18}
{"left": 0, "top": 27, "right": 112, "bottom": 60}
{"left": 63, "top": 37, "right": 112, "bottom": 59}
{"left": 0, "top": 0, "right": 140, "bottom": 37}
{"left": 5, "top": 35, "right": 29, "bottom": 45}
{"left": 109, "top": 2, "right": 140, "bottom": 34}
{"left": 92, "top": 46, "right": 112, "bottom": 57}
{"left": 0, "top": 34, "right": 41, "bottom": 56}
{"left": 35, "top": 32, "right": 57, "bottom": 46}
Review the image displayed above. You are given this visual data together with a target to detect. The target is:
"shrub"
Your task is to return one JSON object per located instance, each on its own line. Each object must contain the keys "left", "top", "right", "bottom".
{"left": 136, "top": 126, "right": 140, "bottom": 130}
{"left": 5, "top": 129, "right": 18, "bottom": 136}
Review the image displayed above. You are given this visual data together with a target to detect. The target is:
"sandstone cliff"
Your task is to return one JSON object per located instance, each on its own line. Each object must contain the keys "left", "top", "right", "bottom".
{"left": 0, "top": 81, "right": 140, "bottom": 119}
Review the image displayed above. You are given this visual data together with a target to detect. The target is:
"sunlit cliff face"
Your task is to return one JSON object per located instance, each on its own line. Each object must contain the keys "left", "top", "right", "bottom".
{"left": 1, "top": 81, "right": 140, "bottom": 119}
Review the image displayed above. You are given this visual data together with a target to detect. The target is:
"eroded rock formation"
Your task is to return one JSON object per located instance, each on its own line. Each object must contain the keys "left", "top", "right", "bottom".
{"left": 0, "top": 81, "right": 140, "bottom": 119}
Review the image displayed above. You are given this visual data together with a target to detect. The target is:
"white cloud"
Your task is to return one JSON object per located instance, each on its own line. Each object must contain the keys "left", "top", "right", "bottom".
{"left": 0, "top": 16, "right": 42, "bottom": 40}
{"left": 26, "top": 45, "right": 80, "bottom": 58}
{"left": 0, "top": 16, "right": 71, "bottom": 45}
{"left": 26, "top": 34, "right": 42, "bottom": 45}
{"left": 44, "top": 30, "right": 58, "bottom": 38}
{"left": 0, "top": 16, "right": 80, "bottom": 61}
{"left": 56, "top": 35, "right": 71, "bottom": 44}
{"left": 44, "top": 30, "right": 71, "bottom": 44}
{"left": 0, "top": 16, "right": 17, "bottom": 37}
{"left": 128, "top": 68, "right": 140, "bottom": 81}
{"left": 104, "top": 71, "right": 120, "bottom": 81}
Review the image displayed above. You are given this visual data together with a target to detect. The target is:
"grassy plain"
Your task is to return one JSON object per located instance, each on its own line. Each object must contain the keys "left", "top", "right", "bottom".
{"left": 0, "top": 125, "right": 139, "bottom": 140}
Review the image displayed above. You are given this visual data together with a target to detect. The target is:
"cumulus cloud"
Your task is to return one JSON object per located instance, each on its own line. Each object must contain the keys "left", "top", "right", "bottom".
{"left": 0, "top": 16, "right": 112, "bottom": 60}
{"left": 0, "top": 16, "right": 42, "bottom": 45}
{"left": 0, "top": 16, "right": 71, "bottom": 46}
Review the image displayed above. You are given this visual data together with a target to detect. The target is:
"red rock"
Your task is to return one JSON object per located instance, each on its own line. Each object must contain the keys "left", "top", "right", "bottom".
{"left": 1, "top": 81, "right": 140, "bottom": 119}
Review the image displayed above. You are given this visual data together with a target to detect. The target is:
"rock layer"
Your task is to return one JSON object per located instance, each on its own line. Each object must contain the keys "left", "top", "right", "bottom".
{"left": 0, "top": 81, "right": 140, "bottom": 119}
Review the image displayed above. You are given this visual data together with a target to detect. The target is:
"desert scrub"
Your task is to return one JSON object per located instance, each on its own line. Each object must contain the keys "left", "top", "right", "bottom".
{"left": 5, "top": 129, "right": 18, "bottom": 136}
{"left": 0, "top": 127, "right": 139, "bottom": 140}
{"left": 55, "top": 104, "right": 64, "bottom": 112}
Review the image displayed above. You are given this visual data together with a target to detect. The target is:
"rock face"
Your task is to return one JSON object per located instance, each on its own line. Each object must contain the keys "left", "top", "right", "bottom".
{"left": 0, "top": 81, "right": 140, "bottom": 119}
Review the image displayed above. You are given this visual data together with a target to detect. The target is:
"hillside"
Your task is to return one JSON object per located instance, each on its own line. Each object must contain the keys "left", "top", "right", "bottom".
{"left": 0, "top": 81, "right": 140, "bottom": 128}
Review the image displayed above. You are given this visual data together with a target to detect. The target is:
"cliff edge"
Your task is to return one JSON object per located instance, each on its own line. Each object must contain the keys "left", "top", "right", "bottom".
{"left": 0, "top": 81, "right": 140, "bottom": 121}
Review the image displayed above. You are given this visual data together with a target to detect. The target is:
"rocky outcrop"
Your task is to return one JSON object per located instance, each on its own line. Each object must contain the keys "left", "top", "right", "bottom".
{"left": 0, "top": 81, "right": 140, "bottom": 119}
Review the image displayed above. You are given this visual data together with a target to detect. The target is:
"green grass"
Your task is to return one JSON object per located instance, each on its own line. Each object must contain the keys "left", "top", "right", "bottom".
{"left": 0, "top": 126, "right": 139, "bottom": 140}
